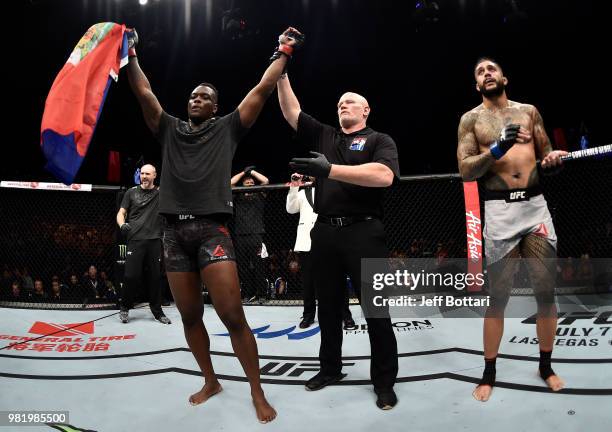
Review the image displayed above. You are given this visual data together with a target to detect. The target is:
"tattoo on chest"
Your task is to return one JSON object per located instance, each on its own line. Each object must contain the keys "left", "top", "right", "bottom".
{"left": 474, "top": 106, "right": 531, "bottom": 145}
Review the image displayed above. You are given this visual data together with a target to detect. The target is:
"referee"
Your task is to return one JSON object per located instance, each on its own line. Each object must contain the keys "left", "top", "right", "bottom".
{"left": 117, "top": 164, "right": 170, "bottom": 324}
{"left": 278, "top": 75, "right": 399, "bottom": 410}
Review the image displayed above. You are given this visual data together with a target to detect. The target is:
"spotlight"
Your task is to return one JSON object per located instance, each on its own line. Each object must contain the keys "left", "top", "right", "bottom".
{"left": 503, "top": 0, "right": 528, "bottom": 25}
{"left": 139, "top": 0, "right": 148, "bottom": 6}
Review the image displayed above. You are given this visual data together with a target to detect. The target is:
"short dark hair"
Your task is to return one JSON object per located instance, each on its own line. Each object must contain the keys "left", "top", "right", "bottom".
{"left": 474, "top": 57, "right": 503, "bottom": 74}
{"left": 198, "top": 82, "right": 219, "bottom": 103}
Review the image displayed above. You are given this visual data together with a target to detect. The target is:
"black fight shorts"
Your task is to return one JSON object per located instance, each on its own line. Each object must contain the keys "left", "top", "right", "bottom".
{"left": 163, "top": 215, "right": 236, "bottom": 272}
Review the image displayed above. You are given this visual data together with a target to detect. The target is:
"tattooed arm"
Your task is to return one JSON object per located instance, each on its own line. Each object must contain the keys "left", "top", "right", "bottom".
{"left": 457, "top": 112, "right": 495, "bottom": 181}
{"left": 532, "top": 107, "right": 553, "bottom": 160}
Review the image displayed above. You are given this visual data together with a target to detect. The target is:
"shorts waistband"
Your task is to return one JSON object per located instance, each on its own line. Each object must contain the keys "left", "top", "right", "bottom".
{"left": 163, "top": 213, "right": 228, "bottom": 224}
{"left": 484, "top": 186, "right": 543, "bottom": 202}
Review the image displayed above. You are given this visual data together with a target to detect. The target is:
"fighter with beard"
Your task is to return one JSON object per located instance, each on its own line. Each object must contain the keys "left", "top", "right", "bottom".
{"left": 457, "top": 58, "right": 568, "bottom": 402}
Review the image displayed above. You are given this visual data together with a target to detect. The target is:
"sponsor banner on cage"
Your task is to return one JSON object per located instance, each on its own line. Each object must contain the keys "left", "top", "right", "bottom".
{"left": 361, "top": 258, "right": 612, "bottom": 319}
{"left": 462, "top": 181, "right": 483, "bottom": 292}
{"left": 0, "top": 181, "right": 92, "bottom": 192}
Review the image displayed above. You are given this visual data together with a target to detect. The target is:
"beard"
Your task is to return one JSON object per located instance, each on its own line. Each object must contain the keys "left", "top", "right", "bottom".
{"left": 478, "top": 79, "right": 505, "bottom": 98}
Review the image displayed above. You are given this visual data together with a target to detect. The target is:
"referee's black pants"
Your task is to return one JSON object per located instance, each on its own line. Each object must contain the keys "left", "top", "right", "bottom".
{"left": 300, "top": 252, "right": 353, "bottom": 322}
{"left": 121, "top": 239, "right": 163, "bottom": 318}
{"left": 310, "top": 218, "right": 398, "bottom": 390}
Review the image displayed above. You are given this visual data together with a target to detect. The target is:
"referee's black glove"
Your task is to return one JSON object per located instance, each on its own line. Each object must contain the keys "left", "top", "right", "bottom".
{"left": 120, "top": 223, "right": 132, "bottom": 235}
{"left": 289, "top": 151, "right": 331, "bottom": 178}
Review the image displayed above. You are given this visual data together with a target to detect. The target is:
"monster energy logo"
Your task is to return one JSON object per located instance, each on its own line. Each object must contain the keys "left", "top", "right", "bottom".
{"left": 118, "top": 244, "right": 127, "bottom": 259}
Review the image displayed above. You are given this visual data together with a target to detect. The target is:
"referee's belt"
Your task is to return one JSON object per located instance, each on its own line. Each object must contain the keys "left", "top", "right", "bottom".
{"left": 484, "top": 185, "right": 542, "bottom": 202}
{"left": 317, "top": 215, "right": 376, "bottom": 227}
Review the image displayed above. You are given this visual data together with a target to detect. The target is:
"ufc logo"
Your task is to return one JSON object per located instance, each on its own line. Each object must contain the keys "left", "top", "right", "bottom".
{"left": 179, "top": 215, "right": 195, "bottom": 220}
{"left": 509, "top": 191, "right": 526, "bottom": 200}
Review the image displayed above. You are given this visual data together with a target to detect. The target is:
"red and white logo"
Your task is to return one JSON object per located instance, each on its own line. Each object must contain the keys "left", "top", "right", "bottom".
{"left": 212, "top": 245, "right": 227, "bottom": 258}
{"left": 29, "top": 321, "right": 94, "bottom": 337}
{"left": 533, "top": 223, "right": 549, "bottom": 238}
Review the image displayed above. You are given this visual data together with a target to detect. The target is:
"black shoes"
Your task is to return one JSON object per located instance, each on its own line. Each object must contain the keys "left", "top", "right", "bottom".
{"left": 119, "top": 310, "right": 129, "bottom": 324}
{"left": 155, "top": 315, "right": 171, "bottom": 325}
{"left": 343, "top": 317, "right": 356, "bottom": 330}
{"left": 305, "top": 372, "right": 347, "bottom": 391}
{"left": 375, "top": 388, "right": 398, "bottom": 410}
{"left": 299, "top": 315, "right": 315, "bottom": 329}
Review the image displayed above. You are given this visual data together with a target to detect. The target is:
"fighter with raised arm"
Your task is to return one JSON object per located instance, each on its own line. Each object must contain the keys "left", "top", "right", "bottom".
{"left": 124, "top": 26, "right": 303, "bottom": 423}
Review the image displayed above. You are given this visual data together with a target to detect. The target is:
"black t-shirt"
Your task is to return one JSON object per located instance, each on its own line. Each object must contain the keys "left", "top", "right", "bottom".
{"left": 296, "top": 112, "right": 400, "bottom": 217}
{"left": 233, "top": 193, "right": 265, "bottom": 235}
{"left": 155, "top": 110, "right": 249, "bottom": 215}
{"left": 120, "top": 186, "right": 161, "bottom": 241}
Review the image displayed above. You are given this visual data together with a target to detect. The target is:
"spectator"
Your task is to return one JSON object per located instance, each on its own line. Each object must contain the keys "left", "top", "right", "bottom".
{"left": 9, "top": 280, "right": 28, "bottom": 301}
{"left": 286, "top": 174, "right": 353, "bottom": 329}
{"left": 21, "top": 267, "right": 35, "bottom": 293}
{"left": 32, "top": 279, "right": 48, "bottom": 301}
{"left": 82, "top": 265, "right": 102, "bottom": 301}
{"left": 560, "top": 258, "right": 575, "bottom": 285}
{"left": 50, "top": 279, "right": 63, "bottom": 302}
{"left": 99, "top": 271, "right": 119, "bottom": 302}
{"left": 576, "top": 254, "right": 593, "bottom": 284}
{"left": 231, "top": 167, "right": 269, "bottom": 301}
{"left": 66, "top": 273, "right": 83, "bottom": 302}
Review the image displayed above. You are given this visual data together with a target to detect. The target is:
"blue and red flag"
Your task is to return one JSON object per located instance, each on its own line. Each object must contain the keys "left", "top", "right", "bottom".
{"left": 41, "top": 22, "right": 130, "bottom": 184}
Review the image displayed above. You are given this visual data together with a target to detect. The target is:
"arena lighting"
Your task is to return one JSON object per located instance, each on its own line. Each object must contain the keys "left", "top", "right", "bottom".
{"left": 413, "top": 0, "right": 440, "bottom": 31}
{"left": 503, "top": 0, "right": 528, "bottom": 25}
{"left": 139, "top": 0, "right": 148, "bottom": 6}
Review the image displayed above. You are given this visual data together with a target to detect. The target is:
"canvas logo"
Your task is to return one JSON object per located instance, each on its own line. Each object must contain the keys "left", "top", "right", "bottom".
{"left": 215, "top": 324, "right": 320, "bottom": 340}
{"left": 345, "top": 320, "right": 434, "bottom": 334}
{"left": 522, "top": 311, "right": 612, "bottom": 325}
{"left": 261, "top": 361, "right": 355, "bottom": 377}
{"left": 29, "top": 321, "right": 94, "bottom": 337}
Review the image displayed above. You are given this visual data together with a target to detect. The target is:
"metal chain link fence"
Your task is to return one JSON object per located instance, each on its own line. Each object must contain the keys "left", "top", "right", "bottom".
{"left": 1, "top": 157, "right": 610, "bottom": 309}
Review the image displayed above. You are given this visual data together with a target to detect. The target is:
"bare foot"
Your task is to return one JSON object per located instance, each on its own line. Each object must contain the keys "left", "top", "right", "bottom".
{"left": 544, "top": 374, "right": 565, "bottom": 391}
{"left": 252, "top": 394, "right": 277, "bottom": 424}
{"left": 188, "top": 381, "right": 223, "bottom": 406}
{"left": 472, "top": 384, "right": 493, "bottom": 402}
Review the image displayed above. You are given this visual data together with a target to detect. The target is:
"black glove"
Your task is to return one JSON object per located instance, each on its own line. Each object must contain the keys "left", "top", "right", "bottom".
{"left": 270, "top": 27, "right": 305, "bottom": 72}
{"left": 120, "top": 223, "right": 132, "bottom": 235}
{"left": 489, "top": 124, "right": 521, "bottom": 160}
{"left": 126, "top": 28, "right": 139, "bottom": 57}
{"left": 244, "top": 165, "right": 256, "bottom": 176}
{"left": 289, "top": 151, "right": 331, "bottom": 178}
